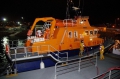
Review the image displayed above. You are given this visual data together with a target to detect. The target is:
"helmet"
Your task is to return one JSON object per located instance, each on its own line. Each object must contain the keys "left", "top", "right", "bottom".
{"left": 81, "top": 40, "right": 84, "bottom": 43}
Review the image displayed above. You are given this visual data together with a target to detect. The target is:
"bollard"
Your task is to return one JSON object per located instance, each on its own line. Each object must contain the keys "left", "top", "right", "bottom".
{"left": 7, "top": 69, "right": 9, "bottom": 76}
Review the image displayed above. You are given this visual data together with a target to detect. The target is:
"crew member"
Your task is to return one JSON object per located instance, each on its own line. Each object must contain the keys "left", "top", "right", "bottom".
{"left": 44, "top": 28, "right": 50, "bottom": 39}
{"left": 36, "top": 30, "right": 42, "bottom": 37}
{"left": 100, "top": 44, "right": 105, "bottom": 60}
{"left": 79, "top": 40, "right": 84, "bottom": 57}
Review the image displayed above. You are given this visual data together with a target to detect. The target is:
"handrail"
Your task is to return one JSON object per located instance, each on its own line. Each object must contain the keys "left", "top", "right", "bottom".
{"left": 10, "top": 44, "right": 68, "bottom": 62}
{"left": 54, "top": 54, "right": 97, "bottom": 79}
{"left": 91, "top": 66, "right": 120, "bottom": 79}
{"left": 8, "top": 39, "right": 26, "bottom": 47}
{"left": 46, "top": 45, "right": 68, "bottom": 61}
{"left": 60, "top": 30, "right": 67, "bottom": 45}
{"left": 41, "top": 45, "right": 68, "bottom": 61}
{"left": 63, "top": 19, "right": 75, "bottom": 26}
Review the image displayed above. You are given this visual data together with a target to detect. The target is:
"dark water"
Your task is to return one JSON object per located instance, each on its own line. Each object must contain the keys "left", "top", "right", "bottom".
{"left": 99, "top": 31, "right": 120, "bottom": 40}
{"left": 115, "top": 34, "right": 120, "bottom": 40}
{"left": 0, "top": 29, "right": 28, "bottom": 75}
{"left": 0, "top": 30, "right": 27, "bottom": 63}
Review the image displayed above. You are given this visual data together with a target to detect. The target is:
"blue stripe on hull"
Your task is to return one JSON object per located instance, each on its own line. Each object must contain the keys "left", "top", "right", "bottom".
{"left": 16, "top": 58, "right": 56, "bottom": 72}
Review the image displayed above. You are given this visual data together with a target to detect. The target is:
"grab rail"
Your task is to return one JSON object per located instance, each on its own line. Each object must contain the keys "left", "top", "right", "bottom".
{"left": 10, "top": 44, "right": 68, "bottom": 62}
{"left": 8, "top": 39, "right": 26, "bottom": 47}
{"left": 63, "top": 19, "right": 75, "bottom": 27}
{"left": 91, "top": 67, "right": 120, "bottom": 79}
{"left": 54, "top": 54, "right": 97, "bottom": 79}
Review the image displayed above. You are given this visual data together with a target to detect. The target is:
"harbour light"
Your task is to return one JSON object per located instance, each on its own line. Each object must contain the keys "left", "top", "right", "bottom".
{"left": 3, "top": 18, "right": 7, "bottom": 21}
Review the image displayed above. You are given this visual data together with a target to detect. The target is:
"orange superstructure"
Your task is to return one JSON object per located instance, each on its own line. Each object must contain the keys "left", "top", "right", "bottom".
{"left": 25, "top": 16, "right": 104, "bottom": 54}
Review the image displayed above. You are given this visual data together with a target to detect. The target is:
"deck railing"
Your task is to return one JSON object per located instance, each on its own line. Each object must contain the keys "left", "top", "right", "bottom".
{"left": 63, "top": 19, "right": 75, "bottom": 26}
{"left": 9, "top": 44, "right": 68, "bottom": 76}
{"left": 10, "top": 44, "right": 68, "bottom": 62}
{"left": 54, "top": 54, "right": 97, "bottom": 79}
{"left": 91, "top": 66, "right": 120, "bottom": 79}
{"left": 8, "top": 39, "right": 26, "bottom": 47}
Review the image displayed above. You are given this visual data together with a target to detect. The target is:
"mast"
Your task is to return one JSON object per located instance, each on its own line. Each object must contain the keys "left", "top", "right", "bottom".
{"left": 66, "top": 0, "right": 68, "bottom": 19}
{"left": 66, "top": 0, "right": 81, "bottom": 19}
{"left": 66, "top": 0, "right": 70, "bottom": 19}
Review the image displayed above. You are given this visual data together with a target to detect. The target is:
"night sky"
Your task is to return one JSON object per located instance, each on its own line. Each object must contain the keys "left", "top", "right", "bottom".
{"left": 0, "top": 0, "right": 120, "bottom": 24}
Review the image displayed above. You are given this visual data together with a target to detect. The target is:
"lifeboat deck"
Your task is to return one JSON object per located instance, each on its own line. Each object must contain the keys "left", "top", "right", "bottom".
{"left": 0, "top": 54, "right": 120, "bottom": 79}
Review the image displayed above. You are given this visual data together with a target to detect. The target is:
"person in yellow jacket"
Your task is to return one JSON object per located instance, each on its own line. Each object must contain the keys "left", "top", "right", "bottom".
{"left": 100, "top": 44, "right": 105, "bottom": 60}
{"left": 79, "top": 40, "right": 84, "bottom": 57}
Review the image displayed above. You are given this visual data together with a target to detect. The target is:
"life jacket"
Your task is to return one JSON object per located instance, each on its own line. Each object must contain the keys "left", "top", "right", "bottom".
{"left": 5, "top": 44, "right": 9, "bottom": 53}
{"left": 100, "top": 45, "right": 104, "bottom": 52}
{"left": 80, "top": 43, "right": 84, "bottom": 51}
{"left": 5, "top": 44, "right": 11, "bottom": 58}
{"left": 44, "top": 29, "right": 50, "bottom": 39}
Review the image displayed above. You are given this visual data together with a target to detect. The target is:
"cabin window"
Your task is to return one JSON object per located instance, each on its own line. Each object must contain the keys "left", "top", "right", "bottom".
{"left": 85, "top": 31, "right": 89, "bottom": 35}
{"left": 90, "top": 31, "right": 93, "bottom": 35}
{"left": 94, "top": 30, "right": 98, "bottom": 35}
{"left": 74, "top": 31, "right": 78, "bottom": 38}
{"left": 68, "top": 31, "right": 72, "bottom": 38}
{"left": 33, "top": 21, "right": 52, "bottom": 37}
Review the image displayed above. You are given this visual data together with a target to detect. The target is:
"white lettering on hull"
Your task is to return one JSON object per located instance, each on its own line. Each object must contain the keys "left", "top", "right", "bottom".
{"left": 27, "top": 36, "right": 45, "bottom": 43}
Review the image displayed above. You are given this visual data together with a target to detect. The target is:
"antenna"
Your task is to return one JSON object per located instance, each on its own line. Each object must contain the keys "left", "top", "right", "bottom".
{"left": 72, "top": 0, "right": 81, "bottom": 17}
{"left": 72, "top": 7, "right": 79, "bottom": 10}
{"left": 66, "top": 0, "right": 82, "bottom": 19}
{"left": 78, "top": 0, "right": 81, "bottom": 15}
{"left": 66, "top": 0, "right": 70, "bottom": 19}
{"left": 78, "top": 0, "right": 80, "bottom": 8}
